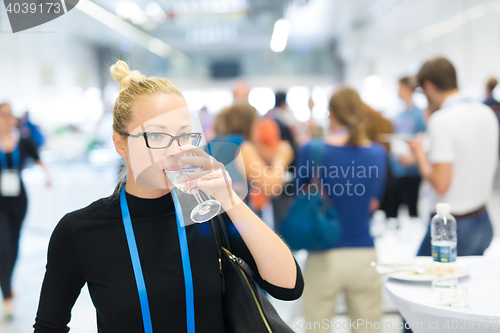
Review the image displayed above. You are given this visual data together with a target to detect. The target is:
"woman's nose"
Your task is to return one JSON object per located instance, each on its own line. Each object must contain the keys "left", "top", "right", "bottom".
{"left": 162, "top": 140, "right": 182, "bottom": 159}
{"left": 171, "top": 139, "right": 182, "bottom": 154}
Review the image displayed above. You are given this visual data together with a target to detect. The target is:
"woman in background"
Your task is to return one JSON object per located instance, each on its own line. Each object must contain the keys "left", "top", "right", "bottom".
{"left": 0, "top": 103, "right": 50, "bottom": 320}
{"left": 297, "top": 87, "right": 386, "bottom": 333}
{"left": 211, "top": 102, "right": 293, "bottom": 212}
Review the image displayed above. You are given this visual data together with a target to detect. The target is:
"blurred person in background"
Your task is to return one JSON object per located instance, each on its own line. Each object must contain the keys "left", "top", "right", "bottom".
{"left": 34, "top": 61, "right": 303, "bottom": 332}
{"left": 232, "top": 80, "right": 251, "bottom": 103}
{"left": 409, "top": 57, "right": 497, "bottom": 264}
{"left": 406, "top": 57, "right": 499, "bottom": 333}
{"left": 19, "top": 111, "right": 45, "bottom": 149}
{"left": 266, "top": 91, "right": 299, "bottom": 152}
{"left": 484, "top": 77, "right": 500, "bottom": 115}
{"left": 211, "top": 102, "right": 294, "bottom": 213}
{"left": 363, "top": 103, "right": 393, "bottom": 152}
{"left": 364, "top": 103, "right": 394, "bottom": 223}
{"left": 306, "top": 97, "right": 325, "bottom": 139}
{"left": 383, "top": 77, "right": 426, "bottom": 221}
{"left": 198, "top": 106, "right": 216, "bottom": 142}
{"left": 213, "top": 106, "right": 230, "bottom": 138}
{"left": 211, "top": 104, "right": 253, "bottom": 206}
{"left": 251, "top": 109, "right": 282, "bottom": 215}
{"left": 0, "top": 103, "right": 50, "bottom": 321}
{"left": 298, "top": 87, "right": 386, "bottom": 333}
{"left": 263, "top": 91, "right": 300, "bottom": 230}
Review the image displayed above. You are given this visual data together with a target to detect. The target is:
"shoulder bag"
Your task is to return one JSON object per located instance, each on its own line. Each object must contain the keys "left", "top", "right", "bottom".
{"left": 279, "top": 139, "right": 341, "bottom": 251}
{"left": 210, "top": 214, "right": 294, "bottom": 333}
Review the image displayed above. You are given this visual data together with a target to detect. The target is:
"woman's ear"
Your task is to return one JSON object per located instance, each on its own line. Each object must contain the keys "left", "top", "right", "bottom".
{"left": 113, "top": 133, "right": 128, "bottom": 158}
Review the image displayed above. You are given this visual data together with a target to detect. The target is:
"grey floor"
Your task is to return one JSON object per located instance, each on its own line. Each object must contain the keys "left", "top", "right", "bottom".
{"left": 1, "top": 162, "right": 500, "bottom": 333}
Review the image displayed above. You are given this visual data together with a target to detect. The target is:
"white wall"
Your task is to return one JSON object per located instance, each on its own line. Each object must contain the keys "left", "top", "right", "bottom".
{"left": 339, "top": 0, "right": 500, "bottom": 117}
{"left": 0, "top": 16, "right": 102, "bottom": 133}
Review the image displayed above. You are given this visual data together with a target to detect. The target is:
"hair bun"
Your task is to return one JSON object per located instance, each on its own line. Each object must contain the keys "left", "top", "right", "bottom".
{"left": 110, "top": 60, "right": 146, "bottom": 90}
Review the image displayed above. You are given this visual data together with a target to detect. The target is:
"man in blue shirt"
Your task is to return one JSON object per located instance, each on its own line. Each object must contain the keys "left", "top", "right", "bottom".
{"left": 385, "top": 77, "right": 426, "bottom": 219}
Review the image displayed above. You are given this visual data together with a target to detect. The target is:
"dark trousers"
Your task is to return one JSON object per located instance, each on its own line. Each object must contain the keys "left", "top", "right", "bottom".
{"left": 381, "top": 172, "right": 421, "bottom": 218}
{"left": 0, "top": 193, "right": 28, "bottom": 300}
{"left": 417, "top": 210, "right": 493, "bottom": 257}
{"left": 403, "top": 209, "right": 493, "bottom": 333}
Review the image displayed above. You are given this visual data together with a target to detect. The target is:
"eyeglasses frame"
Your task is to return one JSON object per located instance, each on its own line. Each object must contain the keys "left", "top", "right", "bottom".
{"left": 120, "top": 131, "right": 203, "bottom": 149}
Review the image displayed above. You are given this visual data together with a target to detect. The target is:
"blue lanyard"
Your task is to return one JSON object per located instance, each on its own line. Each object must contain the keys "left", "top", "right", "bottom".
{"left": 0, "top": 145, "right": 20, "bottom": 169}
{"left": 120, "top": 187, "right": 195, "bottom": 333}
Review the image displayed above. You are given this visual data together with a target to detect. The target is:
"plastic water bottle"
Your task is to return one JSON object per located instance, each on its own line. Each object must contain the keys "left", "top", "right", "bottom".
{"left": 431, "top": 203, "right": 458, "bottom": 289}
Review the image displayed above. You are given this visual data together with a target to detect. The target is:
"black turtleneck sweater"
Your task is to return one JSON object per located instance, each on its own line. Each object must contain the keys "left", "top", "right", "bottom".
{"left": 33, "top": 189, "right": 304, "bottom": 333}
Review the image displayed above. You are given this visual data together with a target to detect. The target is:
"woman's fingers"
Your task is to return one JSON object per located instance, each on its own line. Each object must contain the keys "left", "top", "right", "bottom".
{"left": 184, "top": 168, "right": 212, "bottom": 179}
{"left": 194, "top": 169, "right": 232, "bottom": 187}
{"left": 178, "top": 144, "right": 227, "bottom": 170}
{"left": 169, "top": 168, "right": 231, "bottom": 189}
{"left": 180, "top": 155, "right": 212, "bottom": 168}
{"left": 197, "top": 177, "right": 227, "bottom": 188}
{"left": 181, "top": 154, "right": 224, "bottom": 171}
{"left": 178, "top": 145, "right": 210, "bottom": 158}
{"left": 187, "top": 167, "right": 225, "bottom": 180}
{"left": 202, "top": 170, "right": 232, "bottom": 186}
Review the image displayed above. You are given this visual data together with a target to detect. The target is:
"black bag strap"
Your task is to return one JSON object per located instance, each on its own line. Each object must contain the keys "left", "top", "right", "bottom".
{"left": 204, "top": 184, "right": 231, "bottom": 274}
{"left": 202, "top": 185, "right": 258, "bottom": 281}
{"left": 210, "top": 212, "right": 257, "bottom": 281}
{"left": 211, "top": 214, "right": 230, "bottom": 255}
{"left": 211, "top": 216, "right": 223, "bottom": 269}
{"left": 217, "top": 214, "right": 231, "bottom": 251}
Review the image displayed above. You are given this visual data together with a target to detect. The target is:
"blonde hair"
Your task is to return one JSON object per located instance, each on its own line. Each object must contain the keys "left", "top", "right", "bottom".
{"left": 110, "top": 60, "right": 184, "bottom": 135}
{"left": 329, "top": 86, "right": 368, "bottom": 146}
{"left": 214, "top": 106, "right": 230, "bottom": 136}
{"left": 110, "top": 60, "right": 184, "bottom": 196}
{"left": 218, "top": 102, "right": 258, "bottom": 140}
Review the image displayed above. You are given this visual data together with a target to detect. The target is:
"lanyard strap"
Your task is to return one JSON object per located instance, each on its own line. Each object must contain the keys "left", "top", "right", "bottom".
{"left": 0, "top": 145, "right": 20, "bottom": 169}
{"left": 120, "top": 187, "right": 196, "bottom": 333}
{"left": 120, "top": 188, "right": 154, "bottom": 333}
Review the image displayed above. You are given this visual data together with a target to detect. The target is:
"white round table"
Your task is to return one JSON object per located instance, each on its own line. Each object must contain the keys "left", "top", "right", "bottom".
{"left": 385, "top": 256, "right": 500, "bottom": 332}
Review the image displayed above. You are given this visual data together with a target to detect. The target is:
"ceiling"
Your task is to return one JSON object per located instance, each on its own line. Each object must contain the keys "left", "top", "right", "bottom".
{"left": 27, "top": 0, "right": 401, "bottom": 82}
{"left": 47, "top": 0, "right": 397, "bottom": 51}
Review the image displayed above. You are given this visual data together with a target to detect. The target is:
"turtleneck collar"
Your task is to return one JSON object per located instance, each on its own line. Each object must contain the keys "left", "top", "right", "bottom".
{"left": 123, "top": 189, "right": 175, "bottom": 219}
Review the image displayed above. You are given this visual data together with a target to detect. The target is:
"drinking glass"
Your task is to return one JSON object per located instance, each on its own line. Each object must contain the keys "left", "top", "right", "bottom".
{"left": 167, "top": 153, "right": 221, "bottom": 223}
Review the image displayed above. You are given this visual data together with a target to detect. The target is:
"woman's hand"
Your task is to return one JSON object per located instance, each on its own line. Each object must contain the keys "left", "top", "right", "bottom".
{"left": 178, "top": 146, "right": 299, "bottom": 290}
{"left": 408, "top": 132, "right": 425, "bottom": 157}
{"left": 399, "top": 154, "right": 416, "bottom": 167}
{"left": 370, "top": 198, "right": 380, "bottom": 212}
{"left": 178, "top": 145, "right": 242, "bottom": 211}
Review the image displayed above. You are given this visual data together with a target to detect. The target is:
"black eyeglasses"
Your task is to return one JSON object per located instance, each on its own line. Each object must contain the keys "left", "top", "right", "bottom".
{"left": 120, "top": 132, "right": 202, "bottom": 149}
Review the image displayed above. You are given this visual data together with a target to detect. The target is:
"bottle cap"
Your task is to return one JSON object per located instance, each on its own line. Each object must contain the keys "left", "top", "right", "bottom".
{"left": 436, "top": 203, "right": 451, "bottom": 215}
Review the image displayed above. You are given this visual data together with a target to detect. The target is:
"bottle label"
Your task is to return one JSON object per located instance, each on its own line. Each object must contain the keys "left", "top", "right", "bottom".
{"left": 432, "top": 244, "right": 457, "bottom": 263}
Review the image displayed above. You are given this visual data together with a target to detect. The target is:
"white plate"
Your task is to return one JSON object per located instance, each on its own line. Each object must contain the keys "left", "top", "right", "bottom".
{"left": 378, "top": 257, "right": 470, "bottom": 282}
